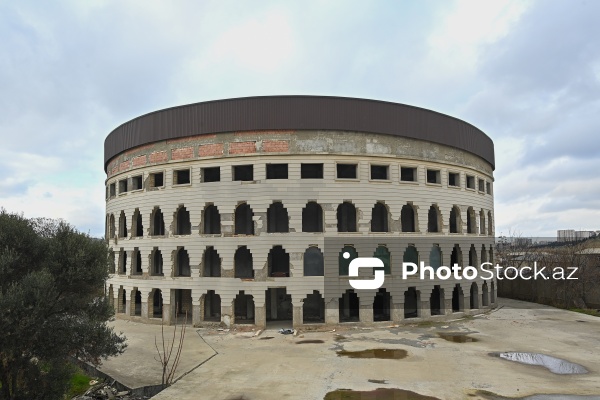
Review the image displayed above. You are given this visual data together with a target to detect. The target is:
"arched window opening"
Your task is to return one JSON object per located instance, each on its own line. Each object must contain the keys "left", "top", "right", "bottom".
{"left": 373, "top": 288, "right": 391, "bottom": 321}
{"left": 234, "top": 292, "right": 255, "bottom": 323}
{"left": 371, "top": 202, "right": 389, "bottom": 232}
{"left": 234, "top": 246, "right": 254, "bottom": 278}
{"left": 449, "top": 206, "right": 460, "bottom": 233}
{"left": 302, "top": 202, "right": 323, "bottom": 232}
{"left": 470, "top": 282, "right": 479, "bottom": 309}
{"left": 132, "top": 209, "right": 144, "bottom": 237}
{"left": 235, "top": 203, "right": 254, "bottom": 235}
{"left": 203, "top": 291, "right": 221, "bottom": 321}
{"left": 175, "top": 248, "right": 191, "bottom": 277}
{"left": 203, "top": 247, "right": 221, "bottom": 277}
{"left": 337, "top": 202, "right": 357, "bottom": 232}
{"left": 479, "top": 210, "right": 486, "bottom": 235}
{"left": 452, "top": 284, "right": 464, "bottom": 312}
{"left": 430, "top": 286, "right": 444, "bottom": 315}
{"left": 152, "top": 208, "right": 165, "bottom": 236}
{"left": 404, "top": 287, "right": 419, "bottom": 318}
{"left": 132, "top": 249, "right": 142, "bottom": 275}
{"left": 469, "top": 244, "right": 478, "bottom": 267}
{"left": 175, "top": 206, "right": 191, "bottom": 235}
{"left": 428, "top": 205, "right": 440, "bottom": 233}
{"left": 151, "top": 248, "right": 163, "bottom": 276}
{"left": 467, "top": 207, "right": 476, "bottom": 234}
{"left": 303, "top": 291, "right": 325, "bottom": 323}
{"left": 268, "top": 245, "right": 290, "bottom": 277}
{"left": 339, "top": 289, "right": 359, "bottom": 322}
{"left": 267, "top": 202, "right": 289, "bottom": 233}
{"left": 373, "top": 245, "right": 391, "bottom": 275}
{"left": 339, "top": 246, "right": 358, "bottom": 276}
{"left": 429, "top": 245, "right": 442, "bottom": 270}
{"left": 118, "top": 211, "right": 127, "bottom": 238}
{"left": 401, "top": 204, "right": 416, "bottom": 232}
{"left": 303, "top": 247, "right": 324, "bottom": 276}
{"left": 203, "top": 204, "right": 221, "bottom": 234}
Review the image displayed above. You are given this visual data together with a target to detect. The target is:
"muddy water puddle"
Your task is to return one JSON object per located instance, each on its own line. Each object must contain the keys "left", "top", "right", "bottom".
{"left": 324, "top": 388, "right": 440, "bottom": 399}
{"left": 336, "top": 348, "right": 408, "bottom": 359}
{"left": 438, "top": 332, "right": 479, "bottom": 343}
{"left": 258, "top": 336, "right": 274, "bottom": 340}
{"left": 493, "top": 352, "right": 588, "bottom": 374}
{"left": 295, "top": 339, "right": 325, "bottom": 344}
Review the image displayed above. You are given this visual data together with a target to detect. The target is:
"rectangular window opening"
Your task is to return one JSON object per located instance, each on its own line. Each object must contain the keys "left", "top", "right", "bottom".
{"left": 478, "top": 178, "right": 485, "bottom": 192}
{"left": 400, "top": 167, "right": 417, "bottom": 182}
{"left": 486, "top": 182, "right": 492, "bottom": 194}
{"left": 266, "top": 163, "right": 288, "bottom": 179}
{"left": 466, "top": 175, "right": 475, "bottom": 189}
{"left": 174, "top": 169, "right": 191, "bottom": 185}
{"left": 426, "top": 169, "right": 441, "bottom": 184}
{"left": 202, "top": 167, "right": 220, "bottom": 183}
{"left": 150, "top": 172, "right": 164, "bottom": 188}
{"left": 132, "top": 175, "right": 143, "bottom": 190}
{"left": 370, "top": 165, "right": 389, "bottom": 180}
{"left": 118, "top": 179, "right": 128, "bottom": 194}
{"left": 109, "top": 183, "right": 116, "bottom": 197}
{"left": 337, "top": 163, "right": 357, "bottom": 179}
{"left": 233, "top": 165, "right": 254, "bottom": 181}
{"left": 448, "top": 172, "right": 459, "bottom": 187}
{"left": 301, "top": 163, "right": 323, "bottom": 179}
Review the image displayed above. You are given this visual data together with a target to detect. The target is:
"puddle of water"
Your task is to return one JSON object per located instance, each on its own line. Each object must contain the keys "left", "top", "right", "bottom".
{"left": 477, "top": 390, "right": 600, "bottom": 400}
{"left": 495, "top": 352, "right": 588, "bottom": 374}
{"left": 295, "top": 339, "right": 325, "bottom": 344}
{"left": 258, "top": 336, "right": 274, "bottom": 340}
{"left": 324, "top": 388, "right": 440, "bottom": 400}
{"left": 334, "top": 334, "right": 348, "bottom": 342}
{"left": 438, "top": 332, "right": 479, "bottom": 343}
{"left": 367, "top": 379, "right": 387, "bottom": 384}
{"left": 336, "top": 348, "right": 408, "bottom": 359}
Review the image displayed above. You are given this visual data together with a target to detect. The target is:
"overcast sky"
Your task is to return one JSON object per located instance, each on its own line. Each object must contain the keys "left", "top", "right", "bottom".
{"left": 1, "top": 0, "right": 598, "bottom": 238}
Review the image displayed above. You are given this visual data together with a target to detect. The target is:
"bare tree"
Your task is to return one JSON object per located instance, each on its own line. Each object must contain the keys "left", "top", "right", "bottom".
{"left": 155, "top": 304, "right": 187, "bottom": 387}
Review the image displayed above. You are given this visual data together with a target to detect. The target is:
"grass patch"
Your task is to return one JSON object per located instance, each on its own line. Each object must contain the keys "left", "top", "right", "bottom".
{"left": 570, "top": 308, "right": 600, "bottom": 317}
{"left": 66, "top": 370, "right": 93, "bottom": 398}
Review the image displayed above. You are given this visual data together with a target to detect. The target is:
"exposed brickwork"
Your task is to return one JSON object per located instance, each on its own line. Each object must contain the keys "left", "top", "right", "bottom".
{"left": 119, "top": 161, "right": 130, "bottom": 172}
{"left": 111, "top": 166, "right": 118, "bottom": 176}
{"left": 149, "top": 151, "right": 168, "bottom": 163}
{"left": 125, "top": 143, "right": 154, "bottom": 157}
{"left": 132, "top": 155, "right": 147, "bottom": 167}
{"left": 229, "top": 141, "right": 256, "bottom": 154}
{"left": 171, "top": 147, "right": 194, "bottom": 160}
{"left": 199, "top": 143, "right": 224, "bottom": 157}
{"left": 263, "top": 140, "right": 289, "bottom": 153}
{"left": 234, "top": 130, "right": 295, "bottom": 136}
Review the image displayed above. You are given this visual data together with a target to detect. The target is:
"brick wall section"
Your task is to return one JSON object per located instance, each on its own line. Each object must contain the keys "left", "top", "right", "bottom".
{"left": 132, "top": 155, "right": 147, "bottom": 167}
{"left": 199, "top": 143, "right": 224, "bottom": 157}
{"left": 171, "top": 147, "right": 194, "bottom": 160}
{"left": 229, "top": 141, "right": 256, "bottom": 154}
{"left": 119, "top": 161, "right": 130, "bottom": 172}
{"left": 263, "top": 140, "right": 289, "bottom": 153}
{"left": 149, "top": 151, "right": 168, "bottom": 163}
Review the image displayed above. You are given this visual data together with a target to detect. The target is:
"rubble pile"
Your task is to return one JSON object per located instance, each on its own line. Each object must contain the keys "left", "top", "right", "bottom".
{"left": 72, "top": 380, "right": 150, "bottom": 400}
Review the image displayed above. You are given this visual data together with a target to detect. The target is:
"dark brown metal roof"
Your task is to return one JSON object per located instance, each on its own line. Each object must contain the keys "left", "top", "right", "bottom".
{"left": 104, "top": 96, "right": 495, "bottom": 171}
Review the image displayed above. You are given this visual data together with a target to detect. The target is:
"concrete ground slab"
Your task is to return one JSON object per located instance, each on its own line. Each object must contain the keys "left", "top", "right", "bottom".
{"left": 98, "top": 319, "right": 215, "bottom": 388}
{"left": 104, "top": 299, "right": 600, "bottom": 399}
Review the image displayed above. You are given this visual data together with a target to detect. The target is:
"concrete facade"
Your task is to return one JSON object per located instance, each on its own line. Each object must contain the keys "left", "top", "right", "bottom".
{"left": 104, "top": 104, "right": 496, "bottom": 328}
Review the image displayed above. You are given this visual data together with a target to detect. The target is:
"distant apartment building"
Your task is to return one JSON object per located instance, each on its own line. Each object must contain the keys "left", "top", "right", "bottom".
{"left": 557, "top": 229, "right": 595, "bottom": 242}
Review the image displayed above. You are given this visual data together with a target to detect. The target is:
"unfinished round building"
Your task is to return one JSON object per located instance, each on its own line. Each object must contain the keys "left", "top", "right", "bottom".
{"left": 104, "top": 96, "right": 497, "bottom": 327}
